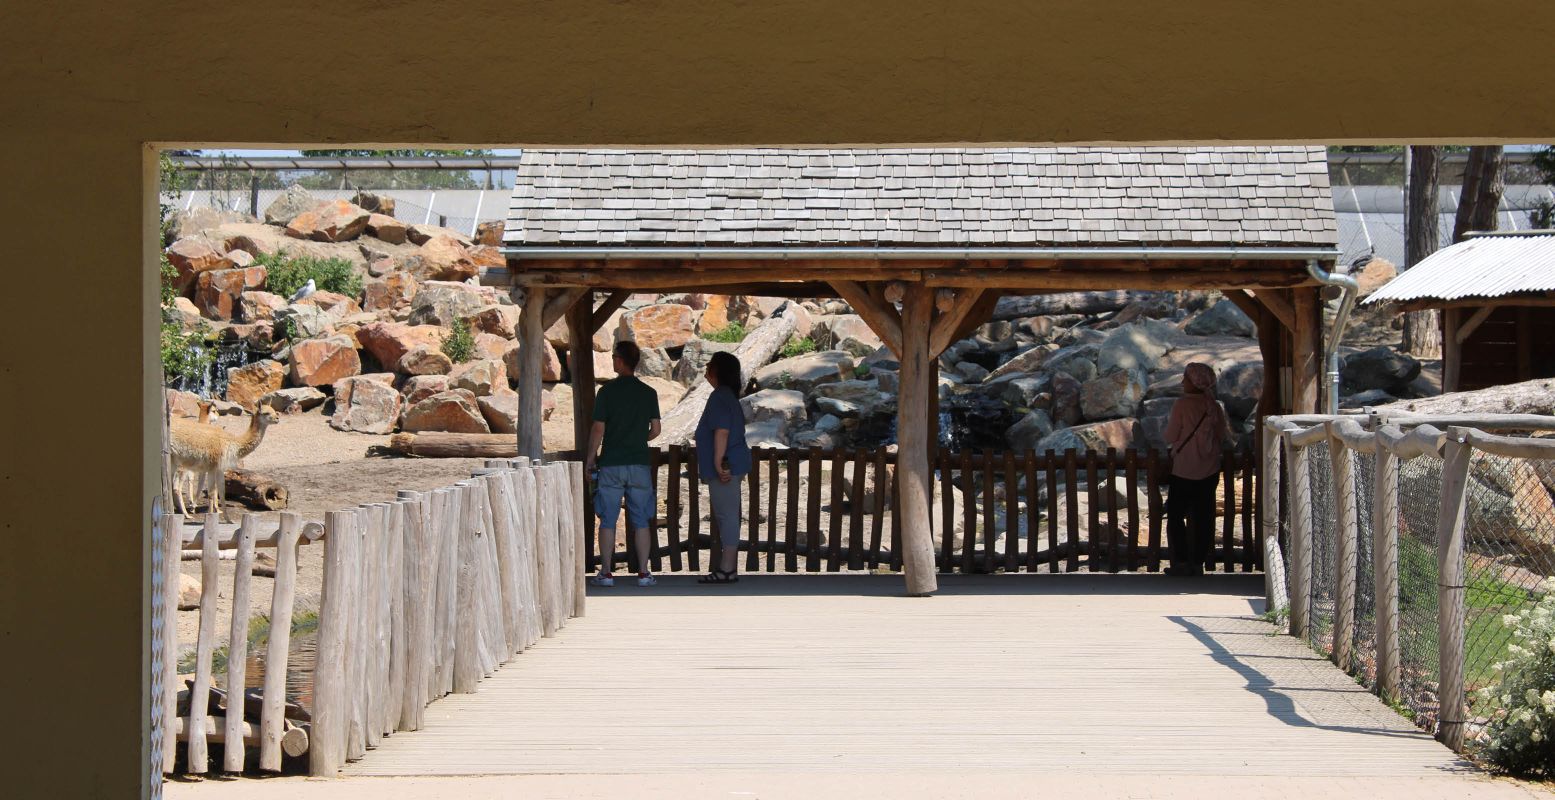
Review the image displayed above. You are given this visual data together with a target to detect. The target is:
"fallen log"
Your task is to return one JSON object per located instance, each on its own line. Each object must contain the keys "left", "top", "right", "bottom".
{"left": 659, "top": 303, "right": 798, "bottom": 445}
{"left": 175, "top": 715, "right": 309, "bottom": 759}
{"left": 1374, "top": 378, "right": 1555, "bottom": 417}
{"left": 224, "top": 469, "right": 288, "bottom": 510}
{"left": 993, "top": 291, "right": 1175, "bottom": 321}
{"left": 387, "top": 432, "right": 519, "bottom": 458}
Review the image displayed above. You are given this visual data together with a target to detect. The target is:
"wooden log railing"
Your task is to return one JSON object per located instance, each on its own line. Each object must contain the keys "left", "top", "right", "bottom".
{"left": 156, "top": 459, "right": 587, "bottom": 778}
{"left": 587, "top": 445, "right": 1262, "bottom": 575}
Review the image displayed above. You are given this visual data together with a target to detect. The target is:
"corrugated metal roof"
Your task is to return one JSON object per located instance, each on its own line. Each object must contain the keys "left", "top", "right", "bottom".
{"left": 1365, "top": 230, "right": 1555, "bottom": 304}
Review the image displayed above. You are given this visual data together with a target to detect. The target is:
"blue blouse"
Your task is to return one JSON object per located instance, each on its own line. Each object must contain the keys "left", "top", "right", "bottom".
{"left": 695, "top": 386, "right": 753, "bottom": 480}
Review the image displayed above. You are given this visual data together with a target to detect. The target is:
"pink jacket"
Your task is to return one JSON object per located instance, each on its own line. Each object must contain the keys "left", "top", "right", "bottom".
{"left": 1164, "top": 392, "right": 1230, "bottom": 480}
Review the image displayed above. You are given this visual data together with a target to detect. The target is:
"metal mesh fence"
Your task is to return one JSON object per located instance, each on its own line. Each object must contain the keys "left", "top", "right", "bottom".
{"left": 1306, "top": 439, "right": 1336, "bottom": 657}
{"left": 1397, "top": 453, "right": 1444, "bottom": 731}
{"left": 1352, "top": 449, "right": 1378, "bottom": 687}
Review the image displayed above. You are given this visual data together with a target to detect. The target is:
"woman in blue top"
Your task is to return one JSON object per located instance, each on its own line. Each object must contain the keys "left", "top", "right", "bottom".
{"left": 695, "top": 351, "right": 752, "bottom": 583}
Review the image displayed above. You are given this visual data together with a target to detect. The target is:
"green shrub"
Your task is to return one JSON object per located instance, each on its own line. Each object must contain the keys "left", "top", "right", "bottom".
{"left": 161, "top": 320, "right": 214, "bottom": 385}
{"left": 258, "top": 250, "right": 363, "bottom": 300}
{"left": 779, "top": 336, "right": 816, "bottom": 359}
{"left": 442, "top": 317, "right": 476, "bottom": 364}
{"left": 702, "top": 322, "right": 748, "bottom": 343}
{"left": 854, "top": 363, "right": 873, "bottom": 379}
{"left": 159, "top": 254, "right": 178, "bottom": 307}
{"left": 1478, "top": 578, "right": 1555, "bottom": 776}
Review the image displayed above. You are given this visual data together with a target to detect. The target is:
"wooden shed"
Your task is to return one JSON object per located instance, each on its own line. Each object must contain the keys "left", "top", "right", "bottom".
{"left": 1366, "top": 230, "right": 1555, "bottom": 393}
{"left": 486, "top": 146, "right": 1342, "bottom": 593}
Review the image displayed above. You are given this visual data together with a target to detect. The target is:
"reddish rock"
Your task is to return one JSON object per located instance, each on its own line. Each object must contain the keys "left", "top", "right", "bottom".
{"left": 404, "top": 235, "right": 478, "bottom": 282}
{"left": 290, "top": 335, "right": 362, "bottom": 387}
{"left": 474, "top": 332, "right": 514, "bottom": 361}
{"left": 593, "top": 309, "right": 624, "bottom": 351}
{"left": 545, "top": 313, "right": 570, "bottom": 347}
{"left": 1051, "top": 372, "right": 1083, "bottom": 427}
{"left": 219, "top": 223, "right": 291, "bottom": 258}
{"left": 261, "top": 386, "right": 326, "bottom": 414}
{"left": 357, "top": 322, "right": 445, "bottom": 368}
{"left": 240, "top": 290, "right": 287, "bottom": 322}
{"left": 401, "top": 389, "right": 490, "bottom": 434}
{"left": 330, "top": 375, "right": 402, "bottom": 434}
{"left": 366, "top": 213, "right": 408, "bottom": 244}
{"left": 467, "top": 244, "right": 506, "bottom": 269}
{"left": 165, "top": 236, "right": 232, "bottom": 293}
{"left": 477, "top": 393, "right": 519, "bottom": 433}
{"left": 450, "top": 358, "right": 507, "bottom": 396}
{"left": 225, "top": 359, "right": 286, "bottom": 411}
{"left": 170, "top": 297, "right": 203, "bottom": 328}
{"left": 298, "top": 290, "right": 362, "bottom": 317}
{"left": 363, "top": 270, "right": 419, "bottom": 312}
{"left": 592, "top": 349, "right": 615, "bottom": 382}
{"left": 468, "top": 304, "right": 521, "bottom": 339}
{"left": 474, "top": 220, "right": 505, "bottom": 246}
{"left": 698, "top": 295, "right": 750, "bottom": 334}
{"left": 166, "top": 389, "right": 203, "bottom": 418}
{"left": 618, "top": 304, "right": 695, "bottom": 349}
{"left": 351, "top": 191, "right": 395, "bottom": 217}
{"left": 398, "top": 346, "right": 453, "bottom": 376}
{"left": 178, "top": 573, "right": 203, "bottom": 610}
{"left": 195, "top": 266, "right": 268, "bottom": 321}
{"left": 285, "top": 199, "right": 371, "bottom": 242}
{"left": 401, "top": 374, "right": 451, "bottom": 406}
{"left": 504, "top": 340, "right": 562, "bottom": 383}
{"left": 407, "top": 224, "right": 473, "bottom": 246}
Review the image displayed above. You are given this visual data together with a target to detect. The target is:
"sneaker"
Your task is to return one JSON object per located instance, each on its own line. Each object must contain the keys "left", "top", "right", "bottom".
{"left": 637, "top": 572, "right": 658, "bottom": 587}
{"left": 589, "top": 572, "right": 615, "bottom": 587}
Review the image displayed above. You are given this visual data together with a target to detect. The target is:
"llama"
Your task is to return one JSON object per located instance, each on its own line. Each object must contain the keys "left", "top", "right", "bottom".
{"left": 175, "top": 400, "right": 217, "bottom": 509}
{"left": 170, "top": 405, "right": 279, "bottom": 517}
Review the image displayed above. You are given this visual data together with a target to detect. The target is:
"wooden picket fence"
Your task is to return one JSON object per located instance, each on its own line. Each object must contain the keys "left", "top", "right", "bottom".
{"left": 155, "top": 459, "right": 586, "bottom": 778}
{"left": 591, "top": 445, "right": 1262, "bottom": 575}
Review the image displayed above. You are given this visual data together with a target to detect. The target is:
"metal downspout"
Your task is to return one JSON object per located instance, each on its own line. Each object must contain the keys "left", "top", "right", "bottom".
{"left": 1305, "top": 259, "right": 1358, "bottom": 413}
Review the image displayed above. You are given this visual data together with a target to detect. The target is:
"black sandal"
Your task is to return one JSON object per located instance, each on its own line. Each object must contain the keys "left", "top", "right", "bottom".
{"left": 698, "top": 569, "right": 740, "bottom": 584}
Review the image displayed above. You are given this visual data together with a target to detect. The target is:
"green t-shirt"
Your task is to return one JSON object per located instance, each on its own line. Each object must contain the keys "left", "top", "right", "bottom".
{"left": 592, "top": 375, "right": 661, "bottom": 466}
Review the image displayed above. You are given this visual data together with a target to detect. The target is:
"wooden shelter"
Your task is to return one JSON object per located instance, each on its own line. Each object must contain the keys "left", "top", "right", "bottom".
{"left": 487, "top": 146, "right": 1341, "bottom": 594}
{"left": 1367, "top": 230, "right": 1555, "bottom": 393}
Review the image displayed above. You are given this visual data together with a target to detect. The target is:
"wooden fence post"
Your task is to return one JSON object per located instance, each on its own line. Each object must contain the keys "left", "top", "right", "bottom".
{"left": 570, "top": 461, "right": 587, "bottom": 618}
{"left": 1372, "top": 435, "right": 1402, "bottom": 704}
{"left": 1286, "top": 433, "right": 1313, "bottom": 639}
{"left": 435, "top": 488, "right": 458, "bottom": 699}
{"left": 453, "top": 484, "right": 483, "bottom": 693}
{"left": 221, "top": 515, "right": 259, "bottom": 772}
{"left": 186, "top": 512, "right": 222, "bottom": 774}
{"left": 311, "top": 510, "right": 352, "bottom": 776}
{"left": 1259, "top": 424, "right": 1288, "bottom": 616}
{"left": 258, "top": 513, "right": 301, "bottom": 772}
{"left": 535, "top": 466, "right": 562, "bottom": 637}
{"left": 1436, "top": 431, "right": 1473, "bottom": 752}
{"left": 479, "top": 470, "right": 523, "bottom": 657}
{"left": 396, "top": 492, "right": 432, "bottom": 731}
{"left": 386, "top": 501, "right": 407, "bottom": 733}
{"left": 346, "top": 508, "right": 368, "bottom": 761}
{"left": 1327, "top": 427, "right": 1358, "bottom": 672}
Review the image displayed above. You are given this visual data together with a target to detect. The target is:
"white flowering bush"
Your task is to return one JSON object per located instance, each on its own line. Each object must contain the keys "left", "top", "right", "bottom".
{"left": 1478, "top": 578, "right": 1555, "bottom": 776}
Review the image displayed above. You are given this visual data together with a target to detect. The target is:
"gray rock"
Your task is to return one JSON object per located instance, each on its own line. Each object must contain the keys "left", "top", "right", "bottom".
{"left": 994, "top": 375, "right": 1048, "bottom": 409}
{"left": 1006, "top": 409, "right": 1055, "bottom": 452}
{"left": 477, "top": 393, "right": 520, "bottom": 433}
{"left": 408, "top": 281, "right": 487, "bottom": 327}
{"left": 263, "top": 184, "right": 317, "bottom": 226}
{"left": 793, "top": 429, "right": 839, "bottom": 449}
{"left": 1058, "top": 327, "right": 1108, "bottom": 347}
{"left": 1035, "top": 418, "right": 1141, "bottom": 455}
{"left": 1339, "top": 388, "right": 1397, "bottom": 409}
{"left": 1141, "top": 397, "right": 1175, "bottom": 418}
{"left": 813, "top": 413, "right": 844, "bottom": 434}
{"left": 1141, "top": 415, "right": 1170, "bottom": 452}
{"left": 740, "top": 388, "right": 807, "bottom": 431}
{"left": 1341, "top": 346, "right": 1422, "bottom": 393}
{"left": 874, "top": 367, "right": 899, "bottom": 394}
{"left": 273, "top": 303, "right": 335, "bottom": 340}
{"left": 1080, "top": 369, "right": 1146, "bottom": 420}
{"left": 745, "top": 418, "right": 791, "bottom": 448}
{"left": 261, "top": 386, "right": 326, "bottom": 414}
{"left": 1144, "top": 373, "right": 1184, "bottom": 400}
{"left": 635, "top": 346, "right": 673, "bottom": 380}
{"left": 329, "top": 376, "right": 401, "bottom": 434}
{"left": 672, "top": 338, "right": 738, "bottom": 385}
{"left": 1216, "top": 361, "right": 1263, "bottom": 418}
{"left": 755, "top": 351, "right": 854, "bottom": 393}
{"left": 986, "top": 342, "right": 1057, "bottom": 382}
{"left": 815, "top": 397, "right": 864, "bottom": 418}
{"left": 958, "top": 362, "right": 990, "bottom": 383}
{"left": 1045, "top": 344, "right": 1099, "bottom": 383}
{"left": 1097, "top": 318, "right": 1177, "bottom": 376}
{"left": 1184, "top": 299, "right": 1256, "bottom": 337}
{"left": 1051, "top": 372, "right": 1083, "bottom": 427}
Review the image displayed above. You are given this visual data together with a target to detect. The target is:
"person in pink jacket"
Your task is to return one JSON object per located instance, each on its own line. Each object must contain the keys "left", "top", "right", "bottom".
{"left": 1164, "top": 362, "right": 1232, "bottom": 577}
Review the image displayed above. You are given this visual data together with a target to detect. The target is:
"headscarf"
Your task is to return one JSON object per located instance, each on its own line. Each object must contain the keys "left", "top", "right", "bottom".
{"left": 1177, "top": 362, "right": 1226, "bottom": 463}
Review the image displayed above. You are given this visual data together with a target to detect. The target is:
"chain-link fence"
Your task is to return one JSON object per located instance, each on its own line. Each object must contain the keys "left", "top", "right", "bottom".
{"left": 1306, "top": 439, "right": 1337, "bottom": 657}
{"left": 1397, "top": 452, "right": 1445, "bottom": 729}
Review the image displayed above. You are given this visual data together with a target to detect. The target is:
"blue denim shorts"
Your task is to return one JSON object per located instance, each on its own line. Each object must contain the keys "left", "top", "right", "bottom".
{"left": 594, "top": 464, "right": 655, "bottom": 530}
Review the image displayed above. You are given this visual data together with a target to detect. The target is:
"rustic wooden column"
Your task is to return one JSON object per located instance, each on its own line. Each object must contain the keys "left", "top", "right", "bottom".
{"left": 1291, "top": 287, "right": 1320, "bottom": 414}
{"left": 1442, "top": 307, "right": 1461, "bottom": 393}
{"left": 897, "top": 284, "right": 938, "bottom": 595}
{"left": 516, "top": 287, "right": 548, "bottom": 461}
{"left": 566, "top": 292, "right": 596, "bottom": 455}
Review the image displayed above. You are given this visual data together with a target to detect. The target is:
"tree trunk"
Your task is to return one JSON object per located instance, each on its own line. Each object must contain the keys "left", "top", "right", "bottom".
{"left": 1403, "top": 145, "right": 1443, "bottom": 358}
{"left": 1375, "top": 377, "right": 1555, "bottom": 416}
{"left": 1453, "top": 145, "right": 1505, "bottom": 243}
{"left": 388, "top": 432, "right": 520, "bottom": 458}
{"left": 657, "top": 305, "right": 797, "bottom": 445}
{"left": 223, "top": 468, "right": 289, "bottom": 510}
{"left": 991, "top": 291, "right": 1171, "bottom": 320}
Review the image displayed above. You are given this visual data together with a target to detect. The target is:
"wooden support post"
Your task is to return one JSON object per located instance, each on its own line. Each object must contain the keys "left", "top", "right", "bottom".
{"left": 394, "top": 493, "right": 430, "bottom": 731}
{"left": 928, "top": 288, "right": 988, "bottom": 357}
{"left": 160, "top": 513, "right": 183, "bottom": 774}
{"left": 310, "top": 510, "right": 351, "bottom": 776}
{"left": 517, "top": 287, "right": 548, "bottom": 461}
{"left": 1254, "top": 305, "right": 1284, "bottom": 417}
{"left": 1442, "top": 307, "right": 1462, "bottom": 393}
{"left": 1286, "top": 433, "right": 1313, "bottom": 638}
{"left": 1259, "top": 426, "right": 1288, "bottom": 616}
{"left": 259, "top": 513, "right": 301, "bottom": 771}
{"left": 591, "top": 290, "right": 630, "bottom": 332}
{"left": 569, "top": 461, "right": 587, "bottom": 618}
{"left": 897, "top": 283, "right": 938, "bottom": 595}
{"left": 1292, "top": 288, "right": 1321, "bottom": 414}
{"left": 453, "top": 485, "right": 482, "bottom": 692}
{"left": 513, "top": 467, "right": 544, "bottom": 647}
{"left": 830, "top": 280, "right": 904, "bottom": 357}
{"left": 1436, "top": 431, "right": 1473, "bottom": 752}
{"left": 1372, "top": 433, "right": 1402, "bottom": 704}
{"left": 1328, "top": 428, "right": 1358, "bottom": 672}
{"left": 223, "top": 515, "right": 258, "bottom": 772}
{"left": 187, "top": 512, "right": 222, "bottom": 774}
{"left": 535, "top": 466, "right": 563, "bottom": 636}
{"left": 568, "top": 293, "right": 597, "bottom": 452}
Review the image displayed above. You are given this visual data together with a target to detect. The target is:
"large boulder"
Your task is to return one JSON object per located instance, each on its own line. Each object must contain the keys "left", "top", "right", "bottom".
{"left": 1034, "top": 418, "right": 1141, "bottom": 455}
{"left": 810, "top": 379, "right": 890, "bottom": 419}
{"left": 290, "top": 335, "right": 361, "bottom": 387}
{"left": 194, "top": 266, "right": 267, "bottom": 320}
{"left": 296, "top": 290, "right": 361, "bottom": 318}
{"left": 261, "top": 386, "right": 326, "bottom": 415}
{"left": 166, "top": 207, "right": 251, "bottom": 242}
{"left": 1184, "top": 299, "right": 1255, "bottom": 337}
{"left": 408, "top": 281, "right": 487, "bottom": 327}
{"left": 263, "top": 185, "right": 318, "bottom": 225}
{"left": 1080, "top": 369, "right": 1146, "bottom": 420}
{"left": 165, "top": 236, "right": 234, "bottom": 293}
{"left": 1341, "top": 346, "right": 1422, "bottom": 394}
{"left": 400, "top": 375, "right": 451, "bottom": 406}
{"left": 466, "top": 244, "right": 506, "bottom": 270}
{"left": 285, "top": 199, "right": 371, "bottom": 242}
{"left": 467, "top": 303, "right": 522, "bottom": 339}
{"left": 364, "top": 212, "right": 408, "bottom": 244}
{"left": 330, "top": 375, "right": 402, "bottom": 434}
{"left": 398, "top": 346, "right": 454, "bottom": 376}
{"left": 225, "top": 359, "right": 286, "bottom": 411}
{"left": 1097, "top": 319, "right": 1176, "bottom": 376}
{"left": 351, "top": 191, "right": 396, "bottom": 217}
{"left": 592, "top": 308, "right": 625, "bottom": 351}
{"left": 672, "top": 338, "right": 739, "bottom": 385}
{"left": 474, "top": 220, "right": 505, "bottom": 247}
{"left": 502, "top": 340, "right": 562, "bottom": 383}
{"left": 618, "top": 304, "right": 696, "bottom": 349}
{"left": 744, "top": 418, "right": 790, "bottom": 448}
{"left": 406, "top": 223, "right": 473, "bottom": 246}
{"left": 635, "top": 347, "right": 673, "bottom": 380}
{"left": 240, "top": 290, "right": 288, "bottom": 323}
{"left": 740, "top": 389, "right": 807, "bottom": 434}
{"left": 815, "top": 314, "right": 883, "bottom": 357}
{"left": 473, "top": 332, "right": 515, "bottom": 362}
{"left": 362, "top": 270, "right": 419, "bottom": 312}
{"left": 1044, "top": 344, "right": 1099, "bottom": 383}
{"left": 755, "top": 351, "right": 854, "bottom": 393}
{"left": 449, "top": 358, "right": 506, "bottom": 396}
{"left": 477, "top": 393, "right": 521, "bottom": 433}
{"left": 992, "top": 374, "right": 1048, "bottom": 410}
{"left": 697, "top": 295, "right": 750, "bottom": 334}
{"left": 357, "top": 322, "right": 444, "bottom": 367}
{"left": 1050, "top": 372, "right": 1084, "bottom": 427}
{"left": 1216, "top": 361, "right": 1264, "bottom": 419}
{"left": 401, "top": 389, "right": 490, "bottom": 433}
{"left": 400, "top": 235, "right": 478, "bottom": 282}
{"left": 1006, "top": 409, "right": 1056, "bottom": 452}
{"left": 985, "top": 343, "right": 1057, "bottom": 382}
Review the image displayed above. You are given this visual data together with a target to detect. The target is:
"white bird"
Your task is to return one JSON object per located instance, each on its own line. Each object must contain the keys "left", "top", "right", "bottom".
{"left": 288, "top": 278, "right": 317, "bottom": 303}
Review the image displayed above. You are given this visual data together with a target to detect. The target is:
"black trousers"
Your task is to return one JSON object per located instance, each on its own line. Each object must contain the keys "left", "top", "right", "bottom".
{"left": 1166, "top": 473, "right": 1219, "bottom": 571}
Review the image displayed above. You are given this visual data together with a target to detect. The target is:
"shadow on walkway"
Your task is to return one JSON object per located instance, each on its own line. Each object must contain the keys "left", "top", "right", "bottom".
{"left": 604, "top": 571, "right": 1268, "bottom": 603}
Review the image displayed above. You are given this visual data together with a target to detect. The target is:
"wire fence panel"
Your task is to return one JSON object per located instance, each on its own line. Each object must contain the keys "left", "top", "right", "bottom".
{"left": 1352, "top": 449, "right": 1378, "bottom": 689}
{"left": 1306, "top": 439, "right": 1336, "bottom": 657}
{"left": 1397, "top": 453, "right": 1444, "bottom": 732}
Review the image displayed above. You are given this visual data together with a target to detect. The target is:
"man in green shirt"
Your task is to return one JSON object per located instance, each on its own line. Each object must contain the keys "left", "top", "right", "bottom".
{"left": 585, "top": 340, "right": 662, "bottom": 587}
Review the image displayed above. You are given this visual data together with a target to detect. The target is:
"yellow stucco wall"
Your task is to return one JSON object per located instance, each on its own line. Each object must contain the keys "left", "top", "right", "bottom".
{"left": 2, "top": 1, "right": 1553, "bottom": 796}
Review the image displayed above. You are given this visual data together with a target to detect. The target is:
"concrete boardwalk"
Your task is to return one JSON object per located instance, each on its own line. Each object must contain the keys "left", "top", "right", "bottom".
{"left": 169, "top": 575, "right": 1549, "bottom": 799}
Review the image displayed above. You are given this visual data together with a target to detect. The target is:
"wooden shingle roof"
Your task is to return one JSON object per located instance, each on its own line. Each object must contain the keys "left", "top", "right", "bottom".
{"left": 504, "top": 146, "right": 1337, "bottom": 249}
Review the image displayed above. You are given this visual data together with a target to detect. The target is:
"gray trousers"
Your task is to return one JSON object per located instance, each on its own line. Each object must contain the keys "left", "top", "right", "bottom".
{"left": 705, "top": 478, "right": 743, "bottom": 548}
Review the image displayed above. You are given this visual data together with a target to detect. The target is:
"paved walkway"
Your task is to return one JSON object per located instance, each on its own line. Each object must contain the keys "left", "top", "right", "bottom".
{"left": 168, "top": 575, "right": 1550, "bottom": 799}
